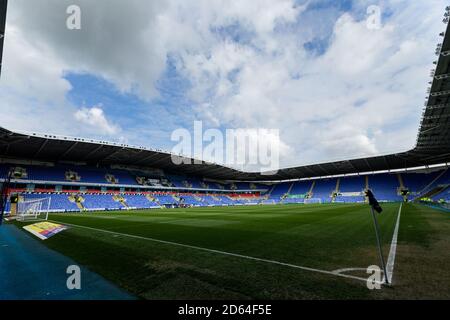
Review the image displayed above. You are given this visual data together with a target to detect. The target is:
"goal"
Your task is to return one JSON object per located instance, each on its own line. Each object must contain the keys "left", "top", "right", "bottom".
{"left": 304, "top": 198, "right": 322, "bottom": 204}
{"left": 16, "top": 198, "right": 51, "bottom": 221}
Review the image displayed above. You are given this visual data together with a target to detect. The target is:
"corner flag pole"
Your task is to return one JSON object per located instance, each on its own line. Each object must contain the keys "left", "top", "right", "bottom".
{"left": 370, "top": 206, "right": 389, "bottom": 285}
{"left": 365, "top": 189, "right": 389, "bottom": 285}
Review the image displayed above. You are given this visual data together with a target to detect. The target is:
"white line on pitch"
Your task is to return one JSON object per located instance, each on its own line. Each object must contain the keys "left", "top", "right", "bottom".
{"left": 48, "top": 220, "right": 377, "bottom": 285}
{"left": 332, "top": 267, "right": 368, "bottom": 274}
{"left": 384, "top": 202, "right": 402, "bottom": 284}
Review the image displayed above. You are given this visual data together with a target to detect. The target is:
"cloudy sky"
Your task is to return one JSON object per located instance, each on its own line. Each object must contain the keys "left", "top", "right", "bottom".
{"left": 0, "top": 0, "right": 446, "bottom": 171}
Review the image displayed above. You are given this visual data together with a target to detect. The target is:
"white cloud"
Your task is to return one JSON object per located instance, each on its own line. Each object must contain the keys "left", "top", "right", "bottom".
{"left": 176, "top": 1, "right": 446, "bottom": 167}
{"left": 0, "top": 21, "right": 76, "bottom": 135}
{"left": 74, "top": 106, "right": 120, "bottom": 135}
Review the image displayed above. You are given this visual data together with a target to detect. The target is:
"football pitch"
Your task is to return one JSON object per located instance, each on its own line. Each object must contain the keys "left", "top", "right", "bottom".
{"left": 21, "top": 203, "right": 450, "bottom": 299}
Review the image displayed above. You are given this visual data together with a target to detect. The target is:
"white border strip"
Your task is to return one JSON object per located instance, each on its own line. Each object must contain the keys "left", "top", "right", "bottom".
{"left": 385, "top": 202, "right": 402, "bottom": 284}
{"left": 48, "top": 220, "right": 384, "bottom": 285}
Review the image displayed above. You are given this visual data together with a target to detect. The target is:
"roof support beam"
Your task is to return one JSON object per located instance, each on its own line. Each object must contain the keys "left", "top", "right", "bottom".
{"left": 0, "top": 136, "right": 29, "bottom": 146}
{"left": 58, "top": 141, "right": 78, "bottom": 160}
{"left": 316, "top": 164, "right": 330, "bottom": 176}
{"left": 382, "top": 156, "right": 390, "bottom": 171}
{"left": 346, "top": 161, "right": 358, "bottom": 172}
{"left": 145, "top": 155, "right": 173, "bottom": 167}
{"left": 100, "top": 148, "right": 125, "bottom": 162}
{"left": 204, "top": 166, "right": 237, "bottom": 178}
{"left": 82, "top": 145, "right": 104, "bottom": 161}
{"left": 364, "top": 158, "right": 373, "bottom": 171}
{"left": 132, "top": 152, "right": 161, "bottom": 165}
{"left": 33, "top": 139, "right": 48, "bottom": 158}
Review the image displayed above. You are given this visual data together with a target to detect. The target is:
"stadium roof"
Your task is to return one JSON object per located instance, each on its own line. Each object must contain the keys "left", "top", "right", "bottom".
{"left": 1, "top": 20, "right": 450, "bottom": 181}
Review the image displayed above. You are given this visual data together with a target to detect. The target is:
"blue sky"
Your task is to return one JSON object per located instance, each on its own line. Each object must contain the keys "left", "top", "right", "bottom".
{"left": 0, "top": 0, "right": 447, "bottom": 170}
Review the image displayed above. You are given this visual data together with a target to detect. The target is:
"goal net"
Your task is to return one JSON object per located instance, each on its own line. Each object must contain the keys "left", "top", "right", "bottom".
{"left": 304, "top": 198, "right": 322, "bottom": 204}
{"left": 16, "top": 198, "right": 51, "bottom": 221}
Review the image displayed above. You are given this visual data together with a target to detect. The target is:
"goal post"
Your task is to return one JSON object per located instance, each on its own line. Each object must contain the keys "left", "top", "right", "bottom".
{"left": 16, "top": 197, "right": 51, "bottom": 221}
{"left": 304, "top": 198, "right": 322, "bottom": 204}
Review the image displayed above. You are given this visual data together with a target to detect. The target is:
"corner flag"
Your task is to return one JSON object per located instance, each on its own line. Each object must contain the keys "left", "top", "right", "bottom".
{"left": 365, "top": 188, "right": 389, "bottom": 284}
{"left": 365, "top": 189, "right": 382, "bottom": 213}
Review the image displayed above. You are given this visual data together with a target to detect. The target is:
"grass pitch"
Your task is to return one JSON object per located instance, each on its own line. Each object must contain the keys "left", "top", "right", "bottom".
{"left": 18, "top": 203, "right": 450, "bottom": 299}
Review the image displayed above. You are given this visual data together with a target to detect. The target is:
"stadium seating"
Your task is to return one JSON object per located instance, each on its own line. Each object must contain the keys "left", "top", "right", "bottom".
{"left": 234, "top": 182, "right": 251, "bottom": 190}
{"left": 0, "top": 164, "right": 138, "bottom": 185}
{"left": 187, "top": 178, "right": 204, "bottom": 189}
{"left": 432, "top": 187, "right": 450, "bottom": 202}
{"left": 216, "top": 195, "right": 235, "bottom": 205}
{"left": 215, "top": 183, "right": 225, "bottom": 190}
{"left": 334, "top": 176, "right": 365, "bottom": 203}
{"left": 83, "top": 194, "right": 123, "bottom": 210}
{"left": 154, "top": 194, "right": 178, "bottom": 205}
{"left": 166, "top": 175, "right": 188, "bottom": 188}
{"left": 367, "top": 174, "right": 402, "bottom": 202}
{"left": 124, "top": 195, "right": 159, "bottom": 209}
{"left": 311, "top": 178, "right": 337, "bottom": 203}
{"left": 0, "top": 164, "right": 273, "bottom": 194}
{"left": 21, "top": 165, "right": 64, "bottom": 182}
{"left": 282, "top": 197, "right": 305, "bottom": 204}
{"left": 179, "top": 195, "right": 201, "bottom": 206}
{"left": 401, "top": 171, "right": 443, "bottom": 198}
{"left": 339, "top": 176, "right": 365, "bottom": 193}
{"left": 334, "top": 195, "right": 364, "bottom": 203}
{"left": 290, "top": 181, "right": 312, "bottom": 196}
{"left": 268, "top": 182, "right": 291, "bottom": 202}
{"left": 3, "top": 162, "right": 449, "bottom": 214}
{"left": 22, "top": 193, "right": 79, "bottom": 212}
{"left": 416, "top": 169, "right": 450, "bottom": 198}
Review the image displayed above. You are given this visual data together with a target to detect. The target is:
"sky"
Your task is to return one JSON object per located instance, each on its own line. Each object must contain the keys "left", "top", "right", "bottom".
{"left": 0, "top": 0, "right": 447, "bottom": 171}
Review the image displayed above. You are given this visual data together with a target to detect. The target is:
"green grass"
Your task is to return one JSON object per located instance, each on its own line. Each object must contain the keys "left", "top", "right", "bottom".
{"left": 17, "top": 203, "right": 450, "bottom": 299}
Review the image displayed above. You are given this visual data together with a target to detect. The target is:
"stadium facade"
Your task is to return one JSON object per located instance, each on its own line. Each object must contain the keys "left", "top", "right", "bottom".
{"left": 1, "top": 13, "right": 450, "bottom": 214}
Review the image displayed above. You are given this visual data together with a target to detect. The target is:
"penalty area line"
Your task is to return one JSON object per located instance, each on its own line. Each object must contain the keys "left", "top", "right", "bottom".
{"left": 48, "top": 219, "right": 377, "bottom": 285}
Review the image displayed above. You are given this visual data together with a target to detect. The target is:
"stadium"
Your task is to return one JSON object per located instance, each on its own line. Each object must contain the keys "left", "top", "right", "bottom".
{"left": 0, "top": 1, "right": 450, "bottom": 303}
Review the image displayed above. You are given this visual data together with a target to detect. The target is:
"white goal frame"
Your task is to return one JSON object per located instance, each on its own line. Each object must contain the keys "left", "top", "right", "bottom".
{"left": 16, "top": 198, "right": 52, "bottom": 221}
{"left": 304, "top": 198, "right": 323, "bottom": 204}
